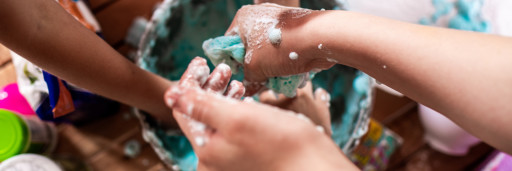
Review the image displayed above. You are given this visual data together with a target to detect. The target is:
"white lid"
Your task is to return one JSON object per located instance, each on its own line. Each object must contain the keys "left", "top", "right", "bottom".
{"left": 0, "top": 154, "right": 62, "bottom": 171}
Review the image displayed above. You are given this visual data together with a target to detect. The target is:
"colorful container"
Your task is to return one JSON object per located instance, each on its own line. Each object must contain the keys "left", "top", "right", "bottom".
{"left": 0, "top": 154, "right": 62, "bottom": 171}
{"left": 0, "top": 83, "right": 35, "bottom": 116}
{"left": 0, "top": 110, "right": 57, "bottom": 161}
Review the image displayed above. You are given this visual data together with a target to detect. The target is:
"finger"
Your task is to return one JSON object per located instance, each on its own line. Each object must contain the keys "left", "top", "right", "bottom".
{"left": 299, "top": 81, "right": 314, "bottom": 97}
{"left": 172, "top": 110, "right": 209, "bottom": 149}
{"left": 259, "top": 90, "right": 291, "bottom": 107}
{"left": 166, "top": 85, "right": 239, "bottom": 128}
{"left": 203, "top": 63, "right": 232, "bottom": 94}
{"left": 179, "top": 57, "right": 210, "bottom": 87}
{"left": 224, "top": 80, "right": 246, "bottom": 99}
{"left": 313, "top": 87, "right": 332, "bottom": 135}
{"left": 314, "top": 87, "right": 331, "bottom": 107}
{"left": 242, "top": 80, "right": 267, "bottom": 96}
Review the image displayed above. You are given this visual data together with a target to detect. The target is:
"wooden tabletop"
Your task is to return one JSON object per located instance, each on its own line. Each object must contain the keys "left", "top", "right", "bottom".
{"left": 0, "top": 0, "right": 494, "bottom": 170}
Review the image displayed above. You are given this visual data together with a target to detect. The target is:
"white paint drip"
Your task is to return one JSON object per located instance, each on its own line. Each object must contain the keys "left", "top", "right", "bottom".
{"left": 289, "top": 52, "right": 298, "bottom": 60}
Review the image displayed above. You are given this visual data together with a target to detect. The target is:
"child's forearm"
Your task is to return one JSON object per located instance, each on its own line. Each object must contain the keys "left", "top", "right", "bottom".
{"left": 0, "top": 0, "right": 175, "bottom": 126}
{"left": 305, "top": 11, "right": 512, "bottom": 153}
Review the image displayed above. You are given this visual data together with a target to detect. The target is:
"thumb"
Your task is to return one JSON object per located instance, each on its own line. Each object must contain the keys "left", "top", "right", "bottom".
{"left": 165, "top": 85, "right": 242, "bottom": 129}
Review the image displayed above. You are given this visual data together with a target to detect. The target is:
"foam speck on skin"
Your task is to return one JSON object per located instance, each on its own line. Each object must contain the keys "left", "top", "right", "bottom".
{"left": 165, "top": 98, "right": 175, "bottom": 107}
{"left": 245, "top": 50, "right": 253, "bottom": 64}
{"left": 326, "top": 57, "right": 338, "bottom": 63}
{"left": 186, "top": 61, "right": 210, "bottom": 86}
{"left": 289, "top": 52, "right": 298, "bottom": 60}
{"left": 383, "top": 65, "right": 387, "bottom": 69}
{"left": 227, "top": 81, "right": 240, "bottom": 98}
{"left": 194, "top": 136, "right": 206, "bottom": 147}
{"left": 316, "top": 125, "right": 325, "bottom": 133}
{"left": 318, "top": 44, "right": 323, "bottom": 50}
{"left": 243, "top": 97, "right": 255, "bottom": 103}
{"left": 296, "top": 113, "right": 312, "bottom": 123}
{"left": 186, "top": 103, "right": 194, "bottom": 115}
{"left": 320, "top": 8, "right": 325, "bottom": 11}
{"left": 311, "top": 68, "right": 322, "bottom": 73}
{"left": 209, "top": 72, "right": 221, "bottom": 86}
{"left": 268, "top": 26, "right": 282, "bottom": 45}
{"left": 188, "top": 119, "right": 206, "bottom": 133}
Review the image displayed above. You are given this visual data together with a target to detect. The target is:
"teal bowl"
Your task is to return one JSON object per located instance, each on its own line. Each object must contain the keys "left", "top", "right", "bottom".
{"left": 135, "top": 0, "right": 374, "bottom": 170}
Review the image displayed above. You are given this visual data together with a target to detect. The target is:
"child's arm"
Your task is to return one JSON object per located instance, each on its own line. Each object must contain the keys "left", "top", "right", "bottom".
{"left": 229, "top": 4, "right": 512, "bottom": 153}
{"left": 0, "top": 0, "right": 175, "bottom": 126}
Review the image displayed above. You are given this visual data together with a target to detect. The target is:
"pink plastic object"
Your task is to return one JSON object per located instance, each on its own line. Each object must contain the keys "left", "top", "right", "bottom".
{"left": 0, "top": 83, "right": 35, "bottom": 115}
{"left": 418, "top": 104, "right": 480, "bottom": 156}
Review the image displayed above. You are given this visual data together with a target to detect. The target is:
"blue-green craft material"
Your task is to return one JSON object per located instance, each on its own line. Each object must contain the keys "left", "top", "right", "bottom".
{"left": 202, "top": 36, "right": 245, "bottom": 73}
{"left": 202, "top": 35, "right": 308, "bottom": 97}
{"left": 137, "top": 0, "right": 371, "bottom": 170}
{"left": 420, "top": 0, "right": 489, "bottom": 32}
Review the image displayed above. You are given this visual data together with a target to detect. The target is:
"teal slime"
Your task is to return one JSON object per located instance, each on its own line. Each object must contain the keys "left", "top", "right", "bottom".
{"left": 202, "top": 35, "right": 309, "bottom": 97}
{"left": 202, "top": 36, "right": 245, "bottom": 73}
{"left": 448, "top": 0, "right": 489, "bottom": 32}
{"left": 420, "top": 0, "right": 489, "bottom": 32}
{"left": 137, "top": 0, "right": 371, "bottom": 170}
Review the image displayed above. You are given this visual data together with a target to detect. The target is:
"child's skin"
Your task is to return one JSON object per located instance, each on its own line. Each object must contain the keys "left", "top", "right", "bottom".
{"left": 0, "top": 0, "right": 176, "bottom": 125}
{"left": 3, "top": 0, "right": 512, "bottom": 170}
{"left": 167, "top": 2, "right": 512, "bottom": 170}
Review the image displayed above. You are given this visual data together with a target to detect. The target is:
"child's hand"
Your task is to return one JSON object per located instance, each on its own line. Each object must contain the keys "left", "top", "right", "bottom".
{"left": 169, "top": 57, "right": 245, "bottom": 100}
{"left": 226, "top": 4, "right": 335, "bottom": 95}
{"left": 165, "top": 84, "right": 355, "bottom": 171}
{"left": 259, "top": 81, "right": 332, "bottom": 136}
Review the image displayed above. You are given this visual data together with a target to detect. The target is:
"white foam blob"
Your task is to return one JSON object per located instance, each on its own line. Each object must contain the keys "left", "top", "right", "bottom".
{"left": 289, "top": 52, "right": 299, "bottom": 60}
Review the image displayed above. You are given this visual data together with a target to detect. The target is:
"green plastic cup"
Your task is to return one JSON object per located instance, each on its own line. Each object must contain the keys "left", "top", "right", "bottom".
{"left": 0, "top": 110, "right": 57, "bottom": 161}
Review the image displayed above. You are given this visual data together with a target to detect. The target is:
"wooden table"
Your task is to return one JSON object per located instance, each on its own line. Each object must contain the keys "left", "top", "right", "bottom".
{"left": 0, "top": 0, "right": 494, "bottom": 170}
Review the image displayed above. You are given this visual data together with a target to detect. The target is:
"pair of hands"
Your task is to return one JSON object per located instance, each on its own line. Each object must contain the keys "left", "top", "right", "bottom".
{"left": 164, "top": 58, "right": 354, "bottom": 170}
{"left": 164, "top": 3, "right": 357, "bottom": 170}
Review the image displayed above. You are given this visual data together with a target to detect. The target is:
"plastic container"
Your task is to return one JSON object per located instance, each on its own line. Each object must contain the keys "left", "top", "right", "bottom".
{"left": 135, "top": 0, "right": 373, "bottom": 170}
{"left": 0, "top": 154, "right": 62, "bottom": 171}
{"left": 0, "top": 83, "right": 35, "bottom": 116}
{"left": 0, "top": 110, "right": 57, "bottom": 161}
{"left": 418, "top": 104, "right": 480, "bottom": 156}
